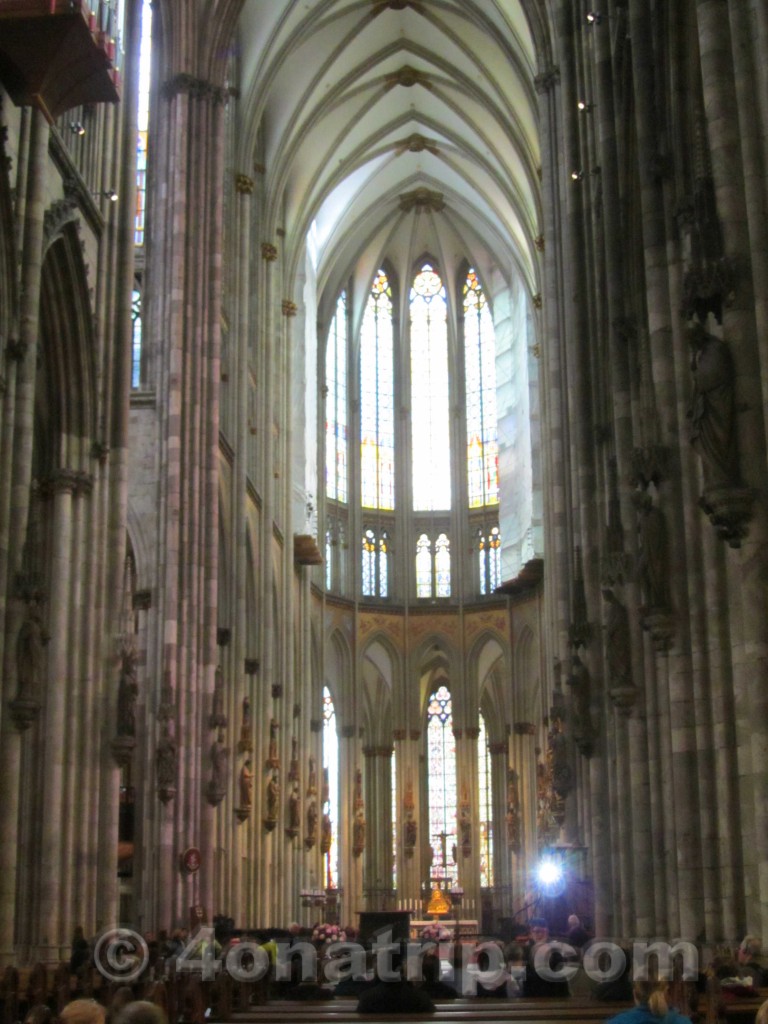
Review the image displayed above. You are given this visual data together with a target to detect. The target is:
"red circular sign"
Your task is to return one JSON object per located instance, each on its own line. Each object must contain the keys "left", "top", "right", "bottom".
{"left": 180, "top": 847, "right": 201, "bottom": 873}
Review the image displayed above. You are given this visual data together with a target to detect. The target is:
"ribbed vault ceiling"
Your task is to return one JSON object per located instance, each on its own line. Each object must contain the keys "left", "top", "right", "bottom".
{"left": 236, "top": 0, "right": 540, "bottom": 300}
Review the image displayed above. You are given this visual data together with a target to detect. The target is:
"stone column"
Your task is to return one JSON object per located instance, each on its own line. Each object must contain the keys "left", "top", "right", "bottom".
{"left": 0, "top": 112, "right": 49, "bottom": 962}
{"left": 696, "top": 0, "right": 768, "bottom": 938}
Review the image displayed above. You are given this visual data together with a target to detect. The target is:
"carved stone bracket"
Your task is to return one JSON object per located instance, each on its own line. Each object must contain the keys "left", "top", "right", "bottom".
{"left": 235, "top": 174, "right": 254, "bottom": 194}
{"left": 641, "top": 610, "right": 676, "bottom": 653}
{"left": 261, "top": 242, "right": 278, "bottom": 262}
{"left": 398, "top": 187, "right": 444, "bottom": 212}
{"left": 699, "top": 485, "right": 754, "bottom": 548}
{"left": 609, "top": 684, "right": 639, "bottom": 716}
{"left": 534, "top": 66, "right": 560, "bottom": 94}
{"left": 8, "top": 695, "right": 41, "bottom": 732}
{"left": 385, "top": 66, "right": 431, "bottom": 90}
{"left": 631, "top": 445, "right": 670, "bottom": 489}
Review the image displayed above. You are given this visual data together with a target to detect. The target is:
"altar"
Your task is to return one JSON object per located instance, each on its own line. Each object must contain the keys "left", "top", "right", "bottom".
{"left": 409, "top": 919, "right": 479, "bottom": 941}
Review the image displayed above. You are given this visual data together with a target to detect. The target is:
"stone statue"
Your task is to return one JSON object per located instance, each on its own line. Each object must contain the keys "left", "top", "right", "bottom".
{"left": 634, "top": 490, "right": 670, "bottom": 611}
{"left": 238, "top": 695, "right": 252, "bottom": 751}
{"left": 567, "top": 653, "right": 595, "bottom": 755}
{"left": 305, "top": 799, "right": 318, "bottom": 847}
{"left": 16, "top": 598, "right": 46, "bottom": 699}
{"left": 116, "top": 649, "right": 139, "bottom": 737}
{"left": 687, "top": 322, "right": 739, "bottom": 488}
{"left": 266, "top": 718, "right": 279, "bottom": 769}
{"left": 266, "top": 771, "right": 279, "bottom": 820}
{"left": 404, "top": 817, "right": 417, "bottom": 853}
{"left": 209, "top": 665, "right": 227, "bottom": 729}
{"left": 288, "top": 784, "right": 300, "bottom": 830}
{"left": 353, "top": 807, "right": 366, "bottom": 856}
{"left": 239, "top": 759, "right": 253, "bottom": 809}
{"left": 207, "top": 732, "right": 230, "bottom": 804}
{"left": 307, "top": 755, "right": 317, "bottom": 795}
{"left": 321, "top": 811, "right": 332, "bottom": 854}
{"left": 602, "top": 588, "right": 632, "bottom": 688}
{"left": 548, "top": 716, "right": 572, "bottom": 798}
{"left": 157, "top": 733, "right": 179, "bottom": 786}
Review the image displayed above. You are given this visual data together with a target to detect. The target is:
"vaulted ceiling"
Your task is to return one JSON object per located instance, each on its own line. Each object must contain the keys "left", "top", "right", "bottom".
{"left": 235, "top": 0, "right": 541, "bottom": 307}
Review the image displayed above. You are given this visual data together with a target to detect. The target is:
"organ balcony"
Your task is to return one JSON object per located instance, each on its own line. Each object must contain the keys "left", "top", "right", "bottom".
{"left": 0, "top": 0, "right": 120, "bottom": 123}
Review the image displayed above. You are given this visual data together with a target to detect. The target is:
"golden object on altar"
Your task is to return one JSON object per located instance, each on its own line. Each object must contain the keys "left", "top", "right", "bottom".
{"left": 426, "top": 886, "right": 451, "bottom": 916}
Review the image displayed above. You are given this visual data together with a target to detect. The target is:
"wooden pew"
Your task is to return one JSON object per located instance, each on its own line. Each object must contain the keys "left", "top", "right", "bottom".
{"left": 704, "top": 977, "right": 768, "bottom": 1024}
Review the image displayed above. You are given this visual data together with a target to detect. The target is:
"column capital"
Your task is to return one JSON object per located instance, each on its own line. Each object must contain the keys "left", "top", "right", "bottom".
{"left": 534, "top": 66, "right": 560, "bottom": 94}
{"left": 235, "top": 173, "right": 255, "bottom": 194}
{"left": 282, "top": 300, "right": 298, "bottom": 317}
{"left": 261, "top": 242, "right": 278, "bottom": 262}
{"left": 513, "top": 721, "right": 536, "bottom": 736}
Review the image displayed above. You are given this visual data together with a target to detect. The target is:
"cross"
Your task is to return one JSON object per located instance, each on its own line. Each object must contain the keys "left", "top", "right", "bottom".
{"left": 433, "top": 830, "right": 449, "bottom": 873}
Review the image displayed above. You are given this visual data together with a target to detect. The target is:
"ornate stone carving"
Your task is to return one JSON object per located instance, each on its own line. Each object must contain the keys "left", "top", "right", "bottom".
{"left": 44, "top": 199, "right": 78, "bottom": 241}
{"left": 264, "top": 771, "right": 279, "bottom": 831}
{"left": 566, "top": 653, "right": 595, "bottom": 757}
{"left": 353, "top": 768, "right": 366, "bottom": 857}
{"left": 304, "top": 799, "right": 317, "bottom": 848}
{"left": 534, "top": 234, "right": 545, "bottom": 252}
{"left": 385, "top": 66, "right": 431, "bottom": 90}
{"left": 393, "top": 133, "right": 439, "bottom": 156}
{"left": 513, "top": 721, "right": 536, "bottom": 735}
{"left": 15, "top": 597, "right": 47, "bottom": 709}
{"left": 286, "top": 783, "right": 300, "bottom": 839}
{"left": 116, "top": 647, "right": 139, "bottom": 739}
{"left": 307, "top": 755, "right": 317, "bottom": 796}
{"left": 398, "top": 187, "right": 444, "bottom": 212}
{"left": 321, "top": 811, "right": 332, "bottom": 854}
{"left": 238, "top": 696, "right": 252, "bottom": 753}
{"left": 602, "top": 458, "right": 631, "bottom": 586}
{"left": 282, "top": 300, "right": 297, "bottom": 317}
{"left": 266, "top": 717, "right": 279, "bottom": 769}
{"left": 505, "top": 768, "right": 521, "bottom": 852}
{"left": 261, "top": 242, "right": 278, "bottom": 262}
{"left": 534, "top": 66, "right": 560, "bottom": 94}
{"left": 236, "top": 759, "right": 253, "bottom": 820}
{"left": 536, "top": 754, "right": 564, "bottom": 845}
{"left": 206, "top": 730, "right": 229, "bottom": 806}
{"left": 160, "top": 73, "right": 228, "bottom": 104}
{"left": 209, "top": 665, "right": 227, "bottom": 729}
{"left": 630, "top": 445, "right": 670, "bottom": 489}
{"left": 633, "top": 489, "right": 673, "bottom": 641}
{"left": 156, "top": 728, "right": 177, "bottom": 803}
{"left": 235, "top": 174, "right": 254, "bottom": 194}
{"left": 532, "top": 293, "right": 542, "bottom": 309}
{"left": 699, "top": 485, "right": 755, "bottom": 549}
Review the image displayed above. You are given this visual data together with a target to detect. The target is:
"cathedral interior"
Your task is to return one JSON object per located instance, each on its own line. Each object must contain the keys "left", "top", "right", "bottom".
{"left": 0, "top": 0, "right": 767, "bottom": 966}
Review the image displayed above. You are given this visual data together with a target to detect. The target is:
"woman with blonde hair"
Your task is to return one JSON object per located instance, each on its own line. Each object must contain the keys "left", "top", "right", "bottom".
{"left": 606, "top": 978, "right": 692, "bottom": 1023}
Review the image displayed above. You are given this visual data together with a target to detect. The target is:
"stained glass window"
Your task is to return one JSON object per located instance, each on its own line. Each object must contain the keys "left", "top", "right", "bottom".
{"left": 325, "top": 522, "right": 334, "bottom": 590}
{"left": 427, "top": 685, "right": 456, "bottom": 879}
{"left": 435, "top": 533, "right": 451, "bottom": 598}
{"left": 135, "top": 0, "right": 152, "bottom": 246}
{"left": 361, "top": 271, "right": 395, "bottom": 510}
{"left": 416, "top": 533, "right": 432, "bottom": 598}
{"left": 478, "top": 525, "right": 502, "bottom": 595}
{"left": 464, "top": 269, "right": 499, "bottom": 507}
{"left": 362, "top": 527, "right": 389, "bottom": 598}
{"left": 411, "top": 264, "right": 451, "bottom": 511}
{"left": 323, "top": 687, "right": 339, "bottom": 889}
{"left": 326, "top": 292, "right": 348, "bottom": 503}
{"left": 131, "top": 288, "right": 142, "bottom": 388}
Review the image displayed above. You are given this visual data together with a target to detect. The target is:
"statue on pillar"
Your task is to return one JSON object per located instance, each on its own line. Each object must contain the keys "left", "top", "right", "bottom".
{"left": 505, "top": 768, "right": 521, "bottom": 852}
{"left": 238, "top": 759, "right": 253, "bottom": 811}
{"left": 567, "top": 653, "right": 595, "bottom": 756}
{"left": 156, "top": 728, "right": 177, "bottom": 803}
{"left": 305, "top": 799, "right": 318, "bottom": 848}
{"left": 353, "top": 806, "right": 366, "bottom": 857}
{"left": 286, "top": 783, "right": 300, "bottom": 839}
{"left": 321, "top": 811, "right": 332, "bottom": 855}
{"left": 264, "top": 771, "right": 279, "bottom": 830}
{"left": 266, "top": 718, "right": 280, "bottom": 769}
{"left": 307, "top": 755, "right": 317, "bottom": 796}
{"left": 687, "top": 321, "right": 739, "bottom": 489}
{"left": 209, "top": 665, "right": 227, "bottom": 729}
{"left": 116, "top": 648, "right": 139, "bottom": 738}
{"left": 207, "top": 730, "right": 229, "bottom": 806}
{"left": 15, "top": 597, "right": 46, "bottom": 700}
{"left": 633, "top": 489, "right": 671, "bottom": 613}
{"left": 288, "top": 736, "right": 299, "bottom": 781}
{"left": 238, "top": 695, "right": 252, "bottom": 753}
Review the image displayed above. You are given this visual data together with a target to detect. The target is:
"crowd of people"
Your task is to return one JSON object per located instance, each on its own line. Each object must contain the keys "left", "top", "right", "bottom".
{"left": 4, "top": 917, "right": 767, "bottom": 1022}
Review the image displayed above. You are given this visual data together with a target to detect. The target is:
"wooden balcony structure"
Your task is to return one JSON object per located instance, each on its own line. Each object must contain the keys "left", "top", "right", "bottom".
{"left": 0, "top": 0, "right": 119, "bottom": 123}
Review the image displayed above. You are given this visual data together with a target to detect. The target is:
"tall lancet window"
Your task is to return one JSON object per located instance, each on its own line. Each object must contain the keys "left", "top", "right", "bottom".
{"left": 463, "top": 269, "right": 499, "bottom": 507}
{"left": 478, "top": 525, "right": 502, "bottom": 595}
{"left": 411, "top": 264, "right": 451, "bottom": 511}
{"left": 135, "top": 0, "right": 152, "bottom": 246}
{"left": 362, "top": 527, "right": 389, "bottom": 598}
{"left": 478, "top": 711, "right": 494, "bottom": 887}
{"left": 326, "top": 292, "right": 348, "bottom": 503}
{"left": 427, "top": 685, "right": 456, "bottom": 879}
{"left": 323, "top": 687, "right": 340, "bottom": 888}
{"left": 360, "top": 270, "right": 395, "bottom": 510}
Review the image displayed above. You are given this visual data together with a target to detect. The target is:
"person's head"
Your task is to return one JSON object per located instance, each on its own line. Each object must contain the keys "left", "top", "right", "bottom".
{"left": 737, "top": 935, "right": 762, "bottom": 963}
{"left": 567, "top": 915, "right": 581, "bottom": 930}
{"left": 113, "top": 1001, "right": 168, "bottom": 1024}
{"left": 288, "top": 922, "right": 301, "bottom": 937}
{"left": 632, "top": 979, "right": 669, "bottom": 1018}
{"left": 60, "top": 1000, "right": 106, "bottom": 1024}
{"left": 24, "top": 1006, "right": 52, "bottom": 1024}
{"left": 109, "top": 988, "right": 135, "bottom": 1012}
{"left": 529, "top": 917, "right": 549, "bottom": 942}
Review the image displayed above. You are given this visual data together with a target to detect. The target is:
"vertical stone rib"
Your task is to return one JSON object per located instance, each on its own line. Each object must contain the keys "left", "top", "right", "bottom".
{"left": 0, "top": 109, "right": 48, "bottom": 964}
{"left": 696, "top": 0, "right": 768, "bottom": 937}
